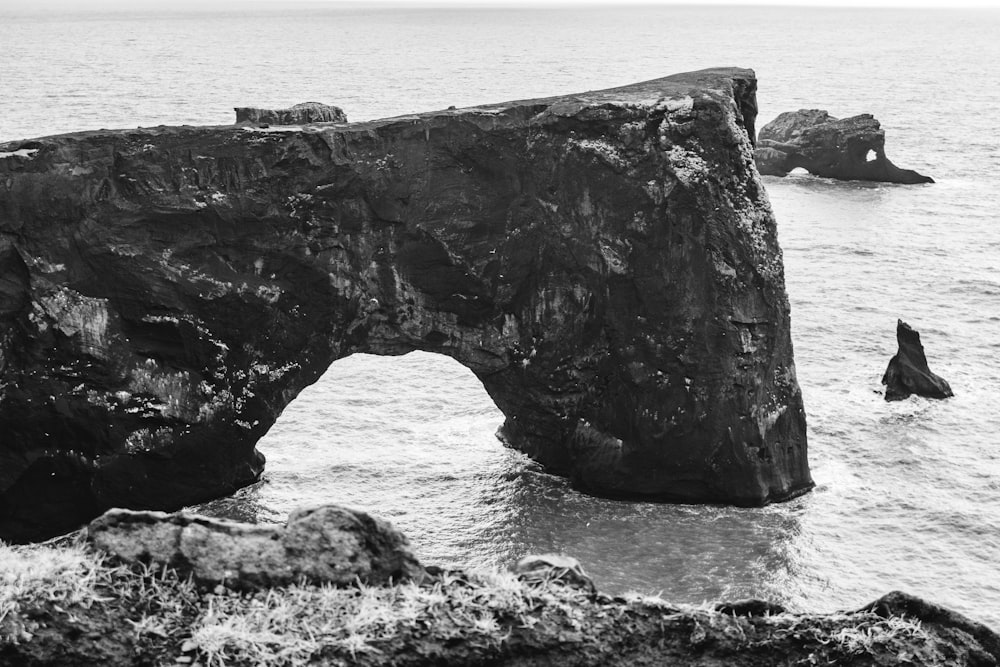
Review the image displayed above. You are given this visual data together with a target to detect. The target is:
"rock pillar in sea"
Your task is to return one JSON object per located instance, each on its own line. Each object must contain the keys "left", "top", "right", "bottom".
{"left": 882, "top": 319, "right": 954, "bottom": 401}
{"left": 0, "top": 68, "right": 812, "bottom": 542}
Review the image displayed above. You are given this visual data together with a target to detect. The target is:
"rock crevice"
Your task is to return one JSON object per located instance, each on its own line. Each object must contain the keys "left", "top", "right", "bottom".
{"left": 0, "top": 67, "right": 811, "bottom": 542}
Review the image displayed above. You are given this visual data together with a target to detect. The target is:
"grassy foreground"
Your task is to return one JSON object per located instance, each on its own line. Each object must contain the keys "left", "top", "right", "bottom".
{"left": 1, "top": 535, "right": 996, "bottom": 666}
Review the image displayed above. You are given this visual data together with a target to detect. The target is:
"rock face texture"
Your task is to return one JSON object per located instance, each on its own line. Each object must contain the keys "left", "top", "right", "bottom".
{"left": 87, "top": 504, "right": 425, "bottom": 589}
{"left": 234, "top": 101, "right": 347, "bottom": 125}
{"left": 755, "top": 109, "right": 933, "bottom": 184}
{"left": 882, "top": 319, "right": 953, "bottom": 401}
{"left": 0, "top": 67, "right": 811, "bottom": 542}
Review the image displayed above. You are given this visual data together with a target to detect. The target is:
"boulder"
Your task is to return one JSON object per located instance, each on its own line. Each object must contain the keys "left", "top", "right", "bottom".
{"left": 512, "top": 554, "right": 596, "bottom": 593}
{"left": 860, "top": 590, "right": 1000, "bottom": 661}
{"left": 755, "top": 109, "right": 933, "bottom": 184}
{"left": 0, "top": 67, "right": 812, "bottom": 542}
{"left": 882, "top": 320, "right": 953, "bottom": 401}
{"left": 86, "top": 504, "right": 425, "bottom": 589}
{"left": 234, "top": 101, "right": 346, "bottom": 125}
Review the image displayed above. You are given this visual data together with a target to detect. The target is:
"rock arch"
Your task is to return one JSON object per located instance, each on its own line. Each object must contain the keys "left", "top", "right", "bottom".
{"left": 0, "top": 68, "right": 811, "bottom": 542}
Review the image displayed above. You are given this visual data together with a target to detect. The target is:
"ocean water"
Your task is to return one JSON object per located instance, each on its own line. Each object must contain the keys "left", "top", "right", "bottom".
{"left": 3, "top": 3, "right": 999, "bottom": 628}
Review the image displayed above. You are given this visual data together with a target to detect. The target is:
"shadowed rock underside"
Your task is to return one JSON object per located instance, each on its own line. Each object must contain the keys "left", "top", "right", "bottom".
{"left": 0, "top": 67, "right": 811, "bottom": 542}
{"left": 754, "top": 109, "right": 933, "bottom": 184}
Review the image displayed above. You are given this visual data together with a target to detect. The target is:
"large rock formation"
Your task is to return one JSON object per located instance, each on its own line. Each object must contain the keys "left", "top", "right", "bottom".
{"left": 87, "top": 504, "right": 425, "bottom": 589}
{"left": 755, "top": 109, "right": 933, "bottom": 184}
{"left": 234, "top": 101, "right": 347, "bottom": 125}
{"left": 882, "top": 319, "right": 954, "bottom": 401}
{"left": 0, "top": 67, "right": 811, "bottom": 543}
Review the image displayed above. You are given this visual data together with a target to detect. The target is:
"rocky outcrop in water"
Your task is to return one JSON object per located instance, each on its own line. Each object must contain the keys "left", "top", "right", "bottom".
{"left": 882, "top": 319, "right": 953, "bottom": 401}
{"left": 0, "top": 67, "right": 811, "bottom": 542}
{"left": 87, "top": 504, "right": 425, "bottom": 590}
{"left": 234, "top": 101, "right": 347, "bottom": 125}
{"left": 755, "top": 109, "right": 933, "bottom": 184}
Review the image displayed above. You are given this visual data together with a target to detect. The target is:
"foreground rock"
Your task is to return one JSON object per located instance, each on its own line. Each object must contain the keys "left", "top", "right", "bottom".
{"left": 862, "top": 591, "right": 1000, "bottom": 661}
{"left": 0, "top": 68, "right": 811, "bottom": 542}
{"left": 755, "top": 109, "right": 933, "bottom": 184}
{"left": 1, "top": 537, "right": 997, "bottom": 666}
{"left": 882, "top": 319, "right": 954, "bottom": 401}
{"left": 234, "top": 101, "right": 347, "bottom": 125}
{"left": 86, "top": 504, "right": 425, "bottom": 589}
{"left": 511, "top": 553, "right": 596, "bottom": 593}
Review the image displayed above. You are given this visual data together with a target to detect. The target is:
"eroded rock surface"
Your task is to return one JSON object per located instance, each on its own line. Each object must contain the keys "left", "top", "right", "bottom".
{"left": 755, "top": 109, "right": 933, "bottom": 184}
{"left": 882, "top": 319, "right": 953, "bottom": 401}
{"left": 234, "top": 101, "right": 347, "bottom": 125}
{"left": 0, "top": 67, "right": 811, "bottom": 542}
{"left": 87, "top": 504, "right": 425, "bottom": 589}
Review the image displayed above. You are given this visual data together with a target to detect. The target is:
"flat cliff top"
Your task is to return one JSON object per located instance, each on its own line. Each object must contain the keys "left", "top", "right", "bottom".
{"left": 0, "top": 67, "right": 754, "bottom": 147}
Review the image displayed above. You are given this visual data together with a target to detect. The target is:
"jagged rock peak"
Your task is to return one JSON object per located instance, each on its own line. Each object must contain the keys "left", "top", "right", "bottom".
{"left": 755, "top": 109, "right": 933, "bottom": 184}
{"left": 882, "top": 319, "right": 953, "bottom": 401}
{"left": 234, "top": 101, "right": 347, "bottom": 125}
{"left": 0, "top": 67, "right": 811, "bottom": 542}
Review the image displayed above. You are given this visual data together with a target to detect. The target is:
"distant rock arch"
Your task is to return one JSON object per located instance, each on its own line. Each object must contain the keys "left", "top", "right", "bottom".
{"left": 0, "top": 68, "right": 811, "bottom": 542}
{"left": 754, "top": 109, "right": 933, "bottom": 184}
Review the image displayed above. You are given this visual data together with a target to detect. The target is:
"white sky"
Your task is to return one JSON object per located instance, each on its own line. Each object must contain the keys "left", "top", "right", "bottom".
{"left": 7, "top": 0, "right": 1000, "bottom": 8}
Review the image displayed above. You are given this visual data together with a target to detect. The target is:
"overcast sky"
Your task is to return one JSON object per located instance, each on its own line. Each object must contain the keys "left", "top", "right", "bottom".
{"left": 6, "top": 0, "right": 1000, "bottom": 9}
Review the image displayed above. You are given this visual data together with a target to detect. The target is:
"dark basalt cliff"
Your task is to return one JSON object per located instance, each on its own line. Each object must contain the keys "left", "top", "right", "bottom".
{"left": 0, "top": 67, "right": 811, "bottom": 543}
{"left": 755, "top": 109, "right": 933, "bottom": 184}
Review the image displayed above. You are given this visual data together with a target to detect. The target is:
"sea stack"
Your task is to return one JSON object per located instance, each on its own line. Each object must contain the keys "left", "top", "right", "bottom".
{"left": 0, "top": 68, "right": 811, "bottom": 542}
{"left": 882, "top": 320, "right": 954, "bottom": 401}
{"left": 754, "top": 109, "right": 933, "bottom": 184}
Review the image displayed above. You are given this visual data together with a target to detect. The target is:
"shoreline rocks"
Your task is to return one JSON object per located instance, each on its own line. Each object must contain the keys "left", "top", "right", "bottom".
{"left": 755, "top": 109, "right": 933, "bottom": 184}
{"left": 0, "top": 505, "right": 996, "bottom": 666}
{"left": 882, "top": 319, "right": 954, "bottom": 401}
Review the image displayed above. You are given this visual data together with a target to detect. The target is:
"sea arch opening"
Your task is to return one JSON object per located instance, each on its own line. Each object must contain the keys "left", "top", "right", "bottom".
{"left": 199, "top": 351, "right": 531, "bottom": 557}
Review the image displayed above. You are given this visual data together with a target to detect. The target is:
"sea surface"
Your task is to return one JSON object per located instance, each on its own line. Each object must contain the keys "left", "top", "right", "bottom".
{"left": 3, "top": 2, "right": 999, "bottom": 628}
